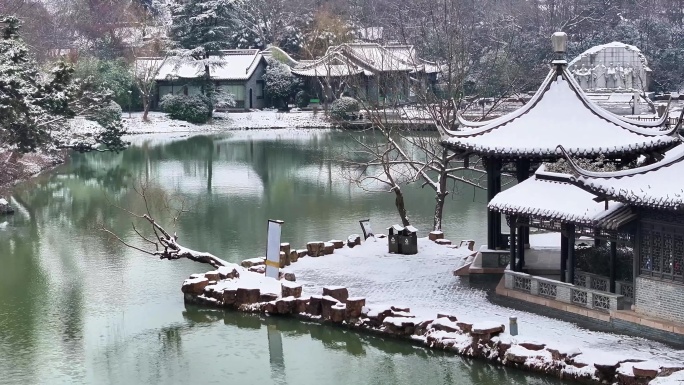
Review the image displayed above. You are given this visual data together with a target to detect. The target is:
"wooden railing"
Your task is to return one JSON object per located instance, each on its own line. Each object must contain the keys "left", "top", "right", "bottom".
{"left": 504, "top": 271, "right": 626, "bottom": 312}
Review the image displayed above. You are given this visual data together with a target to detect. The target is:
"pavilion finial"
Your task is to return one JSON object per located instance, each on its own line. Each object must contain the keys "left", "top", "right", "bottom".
{"left": 551, "top": 32, "right": 568, "bottom": 73}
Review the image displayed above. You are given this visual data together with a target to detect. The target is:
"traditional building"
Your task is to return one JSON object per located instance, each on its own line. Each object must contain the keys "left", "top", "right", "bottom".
{"left": 490, "top": 141, "right": 684, "bottom": 340}
{"left": 438, "top": 33, "right": 678, "bottom": 251}
{"left": 290, "top": 43, "right": 439, "bottom": 105}
{"left": 144, "top": 49, "right": 268, "bottom": 110}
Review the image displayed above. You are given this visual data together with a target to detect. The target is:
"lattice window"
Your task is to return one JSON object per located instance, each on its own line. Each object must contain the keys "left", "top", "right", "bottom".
{"left": 620, "top": 283, "right": 634, "bottom": 299}
{"left": 593, "top": 294, "right": 610, "bottom": 311}
{"left": 572, "top": 289, "right": 587, "bottom": 306}
{"left": 674, "top": 235, "right": 683, "bottom": 279}
{"left": 653, "top": 232, "right": 662, "bottom": 273}
{"left": 663, "top": 233, "right": 673, "bottom": 275}
{"left": 538, "top": 282, "right": 557, "bottom": 298}
{"left": 498, "top": 253, "right": 510, "bottom": 267}
{"left": 641, "top": 229, "right": 652, "bottom": 271}
{"left": 514, "top": 276, "right": 531, "bottom": 292}
{"left": 590, "top": 277, "right": 608, "bottom": 292}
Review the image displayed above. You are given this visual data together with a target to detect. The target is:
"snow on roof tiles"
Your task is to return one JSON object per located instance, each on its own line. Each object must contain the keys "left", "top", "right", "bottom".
{"left": 441, "top": 68, "right": 679, "bottom": 158}
{"left": 489, "top": 170, "right": 627, "bottom": 226}
{"left": 151, "top": 49, "right": 263, "bottom": 81}
{"left": 569, "top": 144, "right": 684, "bottom": 210}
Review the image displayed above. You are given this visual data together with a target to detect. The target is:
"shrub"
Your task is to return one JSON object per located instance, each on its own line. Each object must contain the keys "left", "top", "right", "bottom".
{"left": 330, "top": 96, "right": 360, "bottom": 120}
{"left": 160, "top": 94, "right": 211, "bottom": 123}
{"left": 295, "top": 90, "right": 310, "bottom": 108}
{"left": 90, "top": 101, "right": 122, "bottom": 127}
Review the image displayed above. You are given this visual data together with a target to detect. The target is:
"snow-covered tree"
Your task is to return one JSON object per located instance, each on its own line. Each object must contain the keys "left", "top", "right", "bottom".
{"left": 262, "top": 58, "right": 301, "bottom": 108}
{"left": 0, "top": 16, "right": 127, "bottom": 154}
{"left": 168, "top": 0, "right": 237, "bottom": 53}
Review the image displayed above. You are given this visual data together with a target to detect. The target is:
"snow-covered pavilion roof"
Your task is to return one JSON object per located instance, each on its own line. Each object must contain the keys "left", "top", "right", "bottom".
{"left": 565, "top": 144, "right": 684, "bottom": 211}
{"left": 439, "top": 67, "right": 679, "bottom": 159}
{"left": 150, "top": 49, "right": 264, "bottom": 81}
{"left": 489, "top": 167, "right": 633, "bottom": 229}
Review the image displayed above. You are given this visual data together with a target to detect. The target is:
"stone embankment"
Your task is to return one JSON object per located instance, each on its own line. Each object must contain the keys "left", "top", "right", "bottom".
{"left": 182, "top": 235, "right": 683, "bottom": 385}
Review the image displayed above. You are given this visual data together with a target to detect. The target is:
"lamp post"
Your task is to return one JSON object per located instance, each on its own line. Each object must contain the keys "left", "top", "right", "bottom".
{"left": 127, "top": 90, "right": 132, "bottom": 118}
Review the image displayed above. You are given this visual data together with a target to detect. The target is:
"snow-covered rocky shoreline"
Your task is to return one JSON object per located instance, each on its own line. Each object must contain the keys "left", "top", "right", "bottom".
{"left": 182, "top": 236, "right": 684, "bottom": 385}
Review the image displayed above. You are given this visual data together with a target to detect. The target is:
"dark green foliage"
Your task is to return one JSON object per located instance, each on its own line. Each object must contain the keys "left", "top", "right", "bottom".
{"left": 263, "top": 58, "right": 301, "bottom": 107}
{"left": 295, "top": 90, "right": 309, "bottom": 108}
{"left": 0, "top": 15, "right": 127, "bottom": 153}
{"left": 576, "top": 244, "right": 633, "bottom": 282}
{"left": 73, "top": 57, "right": 136, "bottom": 110}
{"left": 168, "top": 0, "right": 237, "bottom": 54}
{"left": 160, "top": 94, "right": 211, "bottom": 124}
{"left": 330, "top": 97, "right": 360, "bottom": 120}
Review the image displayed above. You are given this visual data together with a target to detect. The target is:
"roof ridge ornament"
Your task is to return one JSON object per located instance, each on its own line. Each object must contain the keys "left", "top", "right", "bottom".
{"left": 551, "top": 32, "right": 568, "bottom": 74}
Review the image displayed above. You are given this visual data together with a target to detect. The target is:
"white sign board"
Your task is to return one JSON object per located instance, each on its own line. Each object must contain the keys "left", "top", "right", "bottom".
{"left": 265, "top": 219, "right": 284, "bottom": 279}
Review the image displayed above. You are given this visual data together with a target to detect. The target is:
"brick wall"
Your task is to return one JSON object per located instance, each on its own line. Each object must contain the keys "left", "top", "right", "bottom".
{"left": 635, "top": 277, "right": 684, "bottom": 324}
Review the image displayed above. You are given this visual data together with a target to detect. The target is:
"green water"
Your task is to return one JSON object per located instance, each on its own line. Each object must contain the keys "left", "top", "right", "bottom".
{"left": 0, "top": 131, "right": 564, "bottom": 384}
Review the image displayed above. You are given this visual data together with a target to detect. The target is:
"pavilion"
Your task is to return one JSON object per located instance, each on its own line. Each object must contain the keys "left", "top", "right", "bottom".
{"left": 436, "top": 33, "right": 678, "bottom": 251}
{"left": 489, "top": 141, "right": 684, "bottom": 334}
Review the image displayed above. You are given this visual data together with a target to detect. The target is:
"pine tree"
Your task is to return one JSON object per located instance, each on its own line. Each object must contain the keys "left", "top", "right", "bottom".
{"left": 0, "top": 16, "right": 127, "bottom": 154}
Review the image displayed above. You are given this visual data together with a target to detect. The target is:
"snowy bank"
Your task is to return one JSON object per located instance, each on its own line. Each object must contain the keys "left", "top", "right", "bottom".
{"left": 182, "top": 236, "right": 684, "bottom": 384}
{"left": 123, "top": 110, "right": 331, "bottom": 135}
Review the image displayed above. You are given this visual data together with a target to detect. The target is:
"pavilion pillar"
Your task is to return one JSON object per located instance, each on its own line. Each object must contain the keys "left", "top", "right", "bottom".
{"left": 560, "top": 226, "right": 568, "bottom": 283}
{"left": 594, "top": 229, "right": 602, "bottom": 247}
{"left": 516, "top": 159, "right": 531, "bottom": 247}
{"left": 509, "top": 215, "right": 517, "bottom": 271}
{"left": 610, "top": 241, "right": 617, "bottom": 293}
{"left": 516, "top": 223, "right": 525, "bottom": 271}
{"left": 486, "top": 157, "right": 502, "bottom": 249}
{"left": 566, "top": 223, "right": 576, "bottom": 284}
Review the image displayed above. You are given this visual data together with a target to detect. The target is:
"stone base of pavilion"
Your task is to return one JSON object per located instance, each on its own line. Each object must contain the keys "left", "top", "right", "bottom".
{"left": 495, "top": 274, "right": 684, "bottom": 346}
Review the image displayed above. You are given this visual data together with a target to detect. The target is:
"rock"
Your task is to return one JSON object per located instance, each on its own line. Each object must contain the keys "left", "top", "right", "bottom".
{"left": 322, "top": 242, "right": 335, "bottom": 255}
{"left": 435, "top": 239, "right": 452, "bottom": 245}
{"left": 347, "top": 234, "right": 361, "bottom": 248}
{"left": 497, "top": 342, "right": 512, "bottom": 358}
{"left": 390, "top": 305, "right": 410, "bottom": 313}
{"left": 594, "top": 362, "right": 620, "bottom": 383}
{"left": 437, "top": 313, "right": 458, "bottom": 322}
{"left": 456, "top": 322, "right": 473, "bottom": 333}
{"left": 181, "top": 277, "right": 209, "bottom": 295}
{"left": 519, "top": 341, "right": 546, "bottom": 351}
{"left": 471, "top": 322, "right": 505, "bottom": 336}
{"left": 281, "top": 282, "right": 302, "bottom": 298}
{"left": 505, "top": 347, "right": 530, "bottom": 364}
{"left": 218, "top": 266, "right": 240, "bottom": 279}
{"left": 204, "top": 271, "right": 220, "bottom": 281}
{"left": 249, "top": 265, "right": 265, "bottom": 274}
{"left": 204, "top": 285, "right": 222, "bottom": 301}
{"left": 0, "top": 198, "right": 14, "bottom": 215}
{"left": 414, "top": 319, "right": 434, "bottom": 336}
{"left": 223, "top": 289, "right": 237, "bottom": 305}
{"left": 279, "top": 251, "right": 289, "bottom": 268}
{"left": 383, "top": 317, "right": 416, "bottom": 335}
{"left": 289, "top": 250, "right": 299, "bottom": 263}
{"left": 307, "top": 241, "right": 324, "bottom": 257}
{"left": 280, "top": 243, "right": 291, "bottom": 256}
{"left": 260, "top": 293, "right": 279, "bottom": 302}
{"left": 330, "top": 303, "right": 346, "bottom": 323}
{"left": 296, "top": 249, "right": 307, "bottom": 259}
{"left": 307, "top": 295, "right": 323, "bottom": 316}
{"left": 283, "top": 272, "right": 296, "bottom": 282}
{"left": 429, "top": 231, "right": 444, "bottom": 241}
{"left": 321, "top": 296, "right": 340, "bottom": 320}
{"left": 459, "top": 240, "right": 475, "bottom": 251}
{"left": 276, "top": 297, "right": 295, "bottom": 314}
{"left": 241, "top": 257, "right": 265, "bottom": 268}
{"left": 263, "top": 302, "right": 276, "bottom": 313}
{"left": 295, "top": 298, "right": 309, "bottom": 313}
{"left": 430, "top": 318, "right": 459, "bottom": 333}
{"left": 547, "top": 346, "right": 581, "bottom": 361}
{"left": 377, "top": 234, "right": 386, "bottom": 239}
{"left": 330, "top": 240, "right": 344, "bottom": 249}
{"left": 632, "top": 362, "right": 660, "bottom": 379}
{"left": 345, "top": 297, "right": 366, "bottom": 319}
{"left": 322, "top": 286, "right": 349, "bottom": 302}
{"left": 236, "top": 288, "right": 261, "bottom": 305}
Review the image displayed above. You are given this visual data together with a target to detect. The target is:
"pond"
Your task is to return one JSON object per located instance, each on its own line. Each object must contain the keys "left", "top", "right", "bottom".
{"left": 0, "top": 130, "right": 565, "bottom": 384}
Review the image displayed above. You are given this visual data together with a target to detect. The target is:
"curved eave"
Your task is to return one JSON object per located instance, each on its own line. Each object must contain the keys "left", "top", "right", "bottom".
{"left": 615, "top": 97, "right": 671, "bottom": 128}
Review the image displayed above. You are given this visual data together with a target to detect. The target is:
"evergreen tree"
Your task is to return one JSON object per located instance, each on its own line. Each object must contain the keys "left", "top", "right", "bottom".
{"left": 0, "top": 16, "right": 127, "bottom": 154}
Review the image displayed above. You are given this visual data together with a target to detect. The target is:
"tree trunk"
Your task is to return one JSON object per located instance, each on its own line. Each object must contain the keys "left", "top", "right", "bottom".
{"left": 142, "top": 94, "right": 150, "bottom": 121}
{"left": 433, "top": 192, "right": 447, "bottom": 232}
{"left": 393, "top": 186, "right": 410, "bottom": 226}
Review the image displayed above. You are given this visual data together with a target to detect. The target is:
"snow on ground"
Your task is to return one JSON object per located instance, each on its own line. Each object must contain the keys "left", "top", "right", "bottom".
{"left": 122, "top": 110, "right": 330, "bottom": 134}
{"left": 287, "top": 236, "right": 684, "bottom": 366}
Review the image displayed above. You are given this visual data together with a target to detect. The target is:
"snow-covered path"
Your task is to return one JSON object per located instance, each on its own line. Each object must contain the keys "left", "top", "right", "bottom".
{"left": 287, "top": 237, "right": 683, "bottom": 366}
